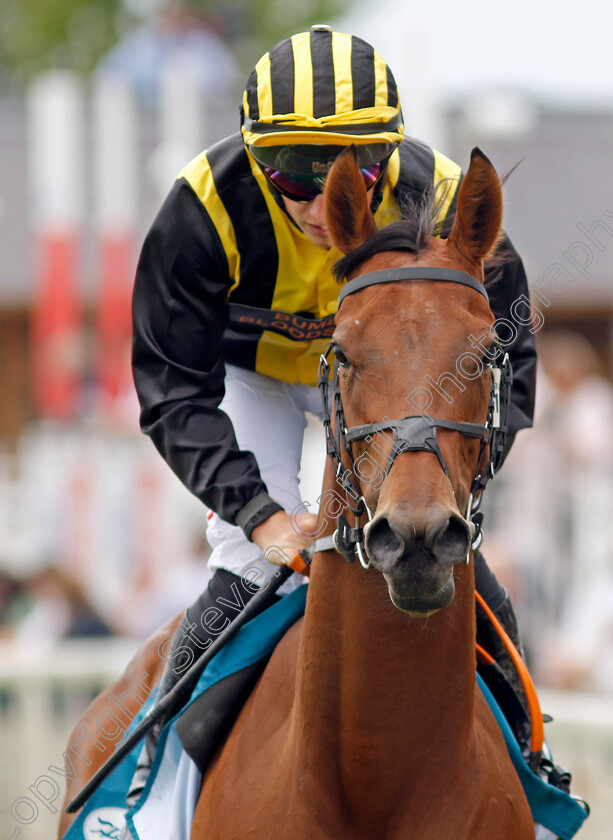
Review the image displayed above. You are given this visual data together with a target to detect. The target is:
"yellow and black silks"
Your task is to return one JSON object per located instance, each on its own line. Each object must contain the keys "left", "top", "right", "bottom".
{"left": 177, "top": 133, "right": 462, "bottom": 385}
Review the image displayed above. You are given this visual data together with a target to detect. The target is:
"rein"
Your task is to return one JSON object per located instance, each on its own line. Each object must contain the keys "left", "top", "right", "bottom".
{"left": 317, "top": 266, "right": 513, "bottom": 567}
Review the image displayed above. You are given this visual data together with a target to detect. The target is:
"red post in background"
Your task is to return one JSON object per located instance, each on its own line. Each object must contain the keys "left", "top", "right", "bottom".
{"left": 28, "top": 71, "right": 85, "bottom": 420}
{"left": 31, "top": 234, "right": 83, "bottom": 418}
{"left": 95, "top": 231, "right": 135, "bottom": 418}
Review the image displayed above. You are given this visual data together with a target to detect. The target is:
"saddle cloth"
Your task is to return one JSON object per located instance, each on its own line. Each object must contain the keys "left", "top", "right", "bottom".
{"left": 63, "top": 585, "right": 588, "bottom": 840}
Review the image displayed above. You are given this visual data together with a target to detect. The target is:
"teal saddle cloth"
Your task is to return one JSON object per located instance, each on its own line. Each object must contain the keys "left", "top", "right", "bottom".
{"left": 64, "top": 585, "right": 588, "bottom": 840}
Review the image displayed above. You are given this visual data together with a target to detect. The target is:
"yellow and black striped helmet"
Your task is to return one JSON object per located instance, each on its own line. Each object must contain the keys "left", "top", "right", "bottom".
{"left": 241, "top": 26, "right": 404, "bottom": 174}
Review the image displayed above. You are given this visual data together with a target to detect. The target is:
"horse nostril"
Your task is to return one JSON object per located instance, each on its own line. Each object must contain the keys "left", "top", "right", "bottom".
{"left": 431, "top": 515, "right": 472, "bottom": 564}
{"left": 364, "top": 517, "right": 405, "bottom": 567}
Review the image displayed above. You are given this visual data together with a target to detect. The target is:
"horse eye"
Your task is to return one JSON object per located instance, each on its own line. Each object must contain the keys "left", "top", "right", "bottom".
{"left": 333, "top": 345, "right": 351, "bottom": 367}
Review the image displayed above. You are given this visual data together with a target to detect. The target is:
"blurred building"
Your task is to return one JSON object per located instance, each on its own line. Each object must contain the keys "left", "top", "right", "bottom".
{"left": 446, "top": 92, "right": 613, "bottom": 370}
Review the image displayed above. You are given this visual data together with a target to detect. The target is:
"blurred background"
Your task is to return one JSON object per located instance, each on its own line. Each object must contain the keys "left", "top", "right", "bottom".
{"left": 0, "top": 0, "right": 612, "bottom": 836}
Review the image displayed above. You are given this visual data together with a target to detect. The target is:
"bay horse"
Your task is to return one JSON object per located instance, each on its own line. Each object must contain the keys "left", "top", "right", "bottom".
{"left": 59, "top": 147, "right": 534, "bottom": 839}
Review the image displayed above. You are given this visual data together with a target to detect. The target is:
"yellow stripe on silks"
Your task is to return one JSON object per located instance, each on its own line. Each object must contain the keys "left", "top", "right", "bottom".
{"left": 255, "top": 332, "right": 333, "bottom": 385}
{"left": 179, "top": 152, "right": 241, "bottom": 296}
{"left": 373, "top": 50, "right": 389, "bottom": 107}
{"left": 432, "top": 148, "right": 462, "bottom": 228}
{"left": 291, "top": 32, "right": 313, "bottom": 119}
{"left": 372, "top": 148, "right": 404, "bottom": 230}
{"left": 255, "top": 53, "right": 273, "bottom": 120}
{"left": 241, "top": 90, "right": 251, "bottom": 120}
{"left": 386, "top": 147, "right": 401, "bottom": 191}
{"left": 246, "top": 148, "right": 340, "bottom": 323}
{"left": 374, "top": 183, "right": 403, "bottom": 230}
{"left": 332, "top": 31, "right": 353, "bottom": 114}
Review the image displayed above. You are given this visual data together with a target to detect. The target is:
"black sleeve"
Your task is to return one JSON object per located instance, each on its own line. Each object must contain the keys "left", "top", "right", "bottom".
{"left": 132, "top": 178, "right": 282, "bottom": 536}
{"left": 484, "top": 234, "right": 537, "bottom": 465}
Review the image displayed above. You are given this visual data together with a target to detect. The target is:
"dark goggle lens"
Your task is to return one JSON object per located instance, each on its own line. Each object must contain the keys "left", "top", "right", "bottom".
{"left": 263, "top": 162, "right": 383, "bottom": 202}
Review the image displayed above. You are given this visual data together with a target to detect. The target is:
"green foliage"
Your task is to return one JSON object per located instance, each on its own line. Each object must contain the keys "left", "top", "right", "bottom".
{"left": 0, "top": 0, "right": 352, "bottom": 83}
{"left": 0, "top": 0, "right": 130, "bottom": 81}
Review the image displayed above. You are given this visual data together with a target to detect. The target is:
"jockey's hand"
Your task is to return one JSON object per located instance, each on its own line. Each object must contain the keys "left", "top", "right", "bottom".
{"left": 251, "top": 510, "right": 319, "bottom": 570}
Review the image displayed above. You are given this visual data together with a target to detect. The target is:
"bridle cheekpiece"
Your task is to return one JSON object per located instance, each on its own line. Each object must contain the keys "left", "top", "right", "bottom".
{"left": 317, "top": 266, "right": 512, "bottom": 567}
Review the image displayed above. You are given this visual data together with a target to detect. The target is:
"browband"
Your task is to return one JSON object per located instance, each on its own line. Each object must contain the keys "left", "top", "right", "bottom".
{"left": 338, "top": 266, "right": 489, "bottom": 307}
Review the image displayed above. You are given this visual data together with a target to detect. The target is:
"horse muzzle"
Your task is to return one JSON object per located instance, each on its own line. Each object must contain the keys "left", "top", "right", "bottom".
{"left": 363, "top": 510, "right": 474, "bottom": 616}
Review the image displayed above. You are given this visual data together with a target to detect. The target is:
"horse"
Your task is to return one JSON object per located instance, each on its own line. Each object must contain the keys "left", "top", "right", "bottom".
{"left": 59, "top": 147, "right": 535, "bottom": 839}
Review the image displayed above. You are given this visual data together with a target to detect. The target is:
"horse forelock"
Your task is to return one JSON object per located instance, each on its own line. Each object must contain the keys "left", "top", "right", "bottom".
{"left": 333, "top": 226, "right": 424, "bottom": 284}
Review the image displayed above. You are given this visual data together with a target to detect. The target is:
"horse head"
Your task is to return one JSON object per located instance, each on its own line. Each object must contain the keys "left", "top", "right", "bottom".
{"left": 324, "top": 146, "right": 503, "bottom": 617}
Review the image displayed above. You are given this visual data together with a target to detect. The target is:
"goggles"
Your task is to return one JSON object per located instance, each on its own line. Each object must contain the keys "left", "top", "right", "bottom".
{"left": 261, "top": 160, "right": 384, "bottom": 203}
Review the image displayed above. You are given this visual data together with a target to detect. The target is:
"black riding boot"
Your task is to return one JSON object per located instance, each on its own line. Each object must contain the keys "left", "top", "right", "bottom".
{"left": 125, "top": 569, "right": 264, "bottom": 808}
{"left": 475, "top": 548, "right": 526, "bottom": 641}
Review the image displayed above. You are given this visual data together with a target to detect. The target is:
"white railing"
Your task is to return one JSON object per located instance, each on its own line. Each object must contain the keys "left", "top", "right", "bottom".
{"left": 0, "top": 638, "right": 138, "bottom": 840}
{"left": 538, "top": 689, "right": 613, "bottom": 840}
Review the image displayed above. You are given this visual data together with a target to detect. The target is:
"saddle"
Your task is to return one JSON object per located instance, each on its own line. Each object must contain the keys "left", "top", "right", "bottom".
{"left": 63, "top": 587, "right": 588, "bottom": 840}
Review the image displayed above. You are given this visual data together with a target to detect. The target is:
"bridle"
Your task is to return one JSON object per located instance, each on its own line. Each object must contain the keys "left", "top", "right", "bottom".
{"left": 316, "top": 266, "right": 512, "bottom": 568}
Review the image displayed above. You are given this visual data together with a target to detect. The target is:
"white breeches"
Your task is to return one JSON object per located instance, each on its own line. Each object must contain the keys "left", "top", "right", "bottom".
{"left": 206, "top": 364, "right": 326, "bottom": 594}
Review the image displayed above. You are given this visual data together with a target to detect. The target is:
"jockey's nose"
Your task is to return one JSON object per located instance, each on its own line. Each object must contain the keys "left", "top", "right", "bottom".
{"left": 308, "top": 193, "right": 327, "bottom": 224}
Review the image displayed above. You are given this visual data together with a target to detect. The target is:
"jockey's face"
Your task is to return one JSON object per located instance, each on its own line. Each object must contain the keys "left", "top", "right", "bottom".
{"left": 282, "top": 193, "right": 331, "bottom": 247}
{"left": 282, "top": 187, "right": 377, "bottom": 249}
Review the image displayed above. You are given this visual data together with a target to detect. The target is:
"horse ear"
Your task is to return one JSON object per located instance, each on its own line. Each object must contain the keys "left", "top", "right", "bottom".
{"left": 324, "top": 146, "right": 378, "bottom": 254}
{"left": 447, "top": 148, "right": 503, "bottom": 263}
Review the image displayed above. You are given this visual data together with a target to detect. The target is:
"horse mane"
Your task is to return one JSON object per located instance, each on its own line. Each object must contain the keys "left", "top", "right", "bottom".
{"left": 332, "top": 178, "right": 510, "bottom": 287}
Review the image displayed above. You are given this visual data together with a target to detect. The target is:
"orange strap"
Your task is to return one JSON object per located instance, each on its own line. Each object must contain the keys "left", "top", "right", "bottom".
{"left": 476, "top": 643, "right": 495, "bottom": 666}
{"left": 475, "top": 590, "right": 544, "bottom": 756}
{"left": 288, "top": 551, "right": 310, "bottom": 576}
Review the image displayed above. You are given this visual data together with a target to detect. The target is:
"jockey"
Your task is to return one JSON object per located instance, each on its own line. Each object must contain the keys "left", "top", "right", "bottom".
{"left": 129, "top": 25, "right": 537, "bottom": 801}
